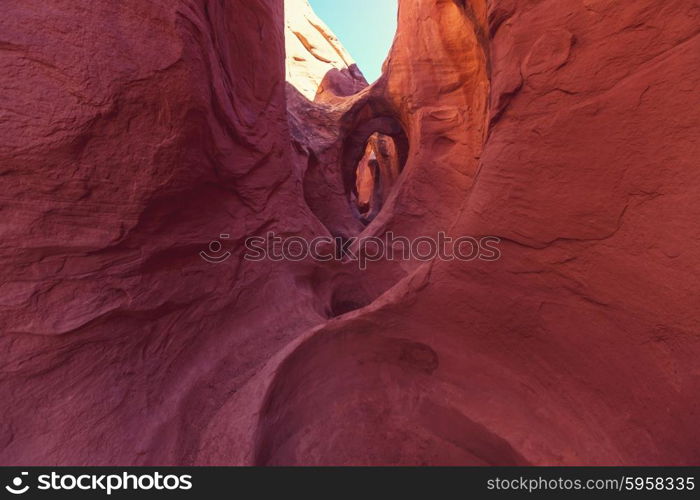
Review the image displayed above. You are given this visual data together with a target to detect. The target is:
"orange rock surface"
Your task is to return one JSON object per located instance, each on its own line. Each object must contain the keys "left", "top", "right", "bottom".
{"left": 1, "top": 0, "right": 699, "bottom": 465}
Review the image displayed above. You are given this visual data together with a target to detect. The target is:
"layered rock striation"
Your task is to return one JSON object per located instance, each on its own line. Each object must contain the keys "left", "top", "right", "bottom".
{"left": 1, "top": 0, "right": 699, "bottom": 465}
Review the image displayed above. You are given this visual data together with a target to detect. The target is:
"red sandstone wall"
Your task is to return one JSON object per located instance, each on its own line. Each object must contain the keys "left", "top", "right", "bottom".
{"left": 0, "top": 0, "right": 322, "bottom": 464}
{"left": 1, "top": 0, "right": 699, "bottom": 465}
{"left": 243, "top": 0, "right": 700, "bottom": 465}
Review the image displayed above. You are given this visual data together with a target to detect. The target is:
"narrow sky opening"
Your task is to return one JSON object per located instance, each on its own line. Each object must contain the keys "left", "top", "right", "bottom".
{"left": 308, "top": 0, "right": 398, "bottom": 83}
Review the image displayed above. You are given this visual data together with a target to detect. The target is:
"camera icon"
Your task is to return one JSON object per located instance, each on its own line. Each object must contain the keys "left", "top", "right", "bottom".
{"left": 5, "top": 472, "right": 29, "bottom": 495}
{"left": 200, "top": 234, "right": 232, "bottom": 264}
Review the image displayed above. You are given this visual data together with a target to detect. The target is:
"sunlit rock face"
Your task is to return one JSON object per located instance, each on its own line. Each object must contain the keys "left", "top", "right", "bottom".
{"left": 284, "top": 0, "right": 367, "bottom": 100}
{"left": 351, "top": 133, "right": 403, "bottom": 223}
{"left": 354, "top": 149, "right": 379, "bottom": 218}
{"left": 2, "top": 0, "right": 700, "bottom": 466}
{"left": 255, "top": 0, "right": 700, "bottom": 466}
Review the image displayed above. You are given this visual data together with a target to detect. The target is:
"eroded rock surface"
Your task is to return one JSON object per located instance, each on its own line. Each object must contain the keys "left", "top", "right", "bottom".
{"left": 285, "top": 0, "right": 367, "bottom": 100}
{"left": 1, "top": 0, "right": 699, "bottom": 466}
{"left": 0, "top": 0, "right": 323, "bottom": 465}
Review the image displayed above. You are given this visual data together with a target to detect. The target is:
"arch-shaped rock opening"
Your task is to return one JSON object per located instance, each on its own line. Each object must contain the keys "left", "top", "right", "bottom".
{"left": 343, "top": 116, "right": 408, "bottom": 225}
{"left": 351, "top": 133, "right": 401, "bottom": 223}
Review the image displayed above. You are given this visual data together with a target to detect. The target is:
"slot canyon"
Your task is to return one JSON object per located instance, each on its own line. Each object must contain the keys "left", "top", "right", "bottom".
{"left": 1, "top": 0, "right": 699, "bottom": 466}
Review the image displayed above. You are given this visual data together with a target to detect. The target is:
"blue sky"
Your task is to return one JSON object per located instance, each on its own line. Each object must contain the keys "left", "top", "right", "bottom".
{"left": 308, "top": 0, "right": 398, "bottom": 82}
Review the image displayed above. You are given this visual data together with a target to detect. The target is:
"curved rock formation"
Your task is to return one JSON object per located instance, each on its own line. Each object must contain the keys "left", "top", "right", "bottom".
{"left": 285, "top": 0, "right": 367, "bottom": 100}
{"left": 1, "top": 0, "right": 699, "bottom": 466}
{"left": 0, "top": 0, "right": 319, "bottom": 465}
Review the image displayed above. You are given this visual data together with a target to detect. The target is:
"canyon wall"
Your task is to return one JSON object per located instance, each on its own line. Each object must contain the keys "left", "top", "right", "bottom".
{"left": 0, "top": 0, "right": 322, "bottom": 464}
{"left": 245, "top": 0, "right": 700, "bottom": 465}
{"left": 1, "top": 0, "right": 699, "bottom": 465}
